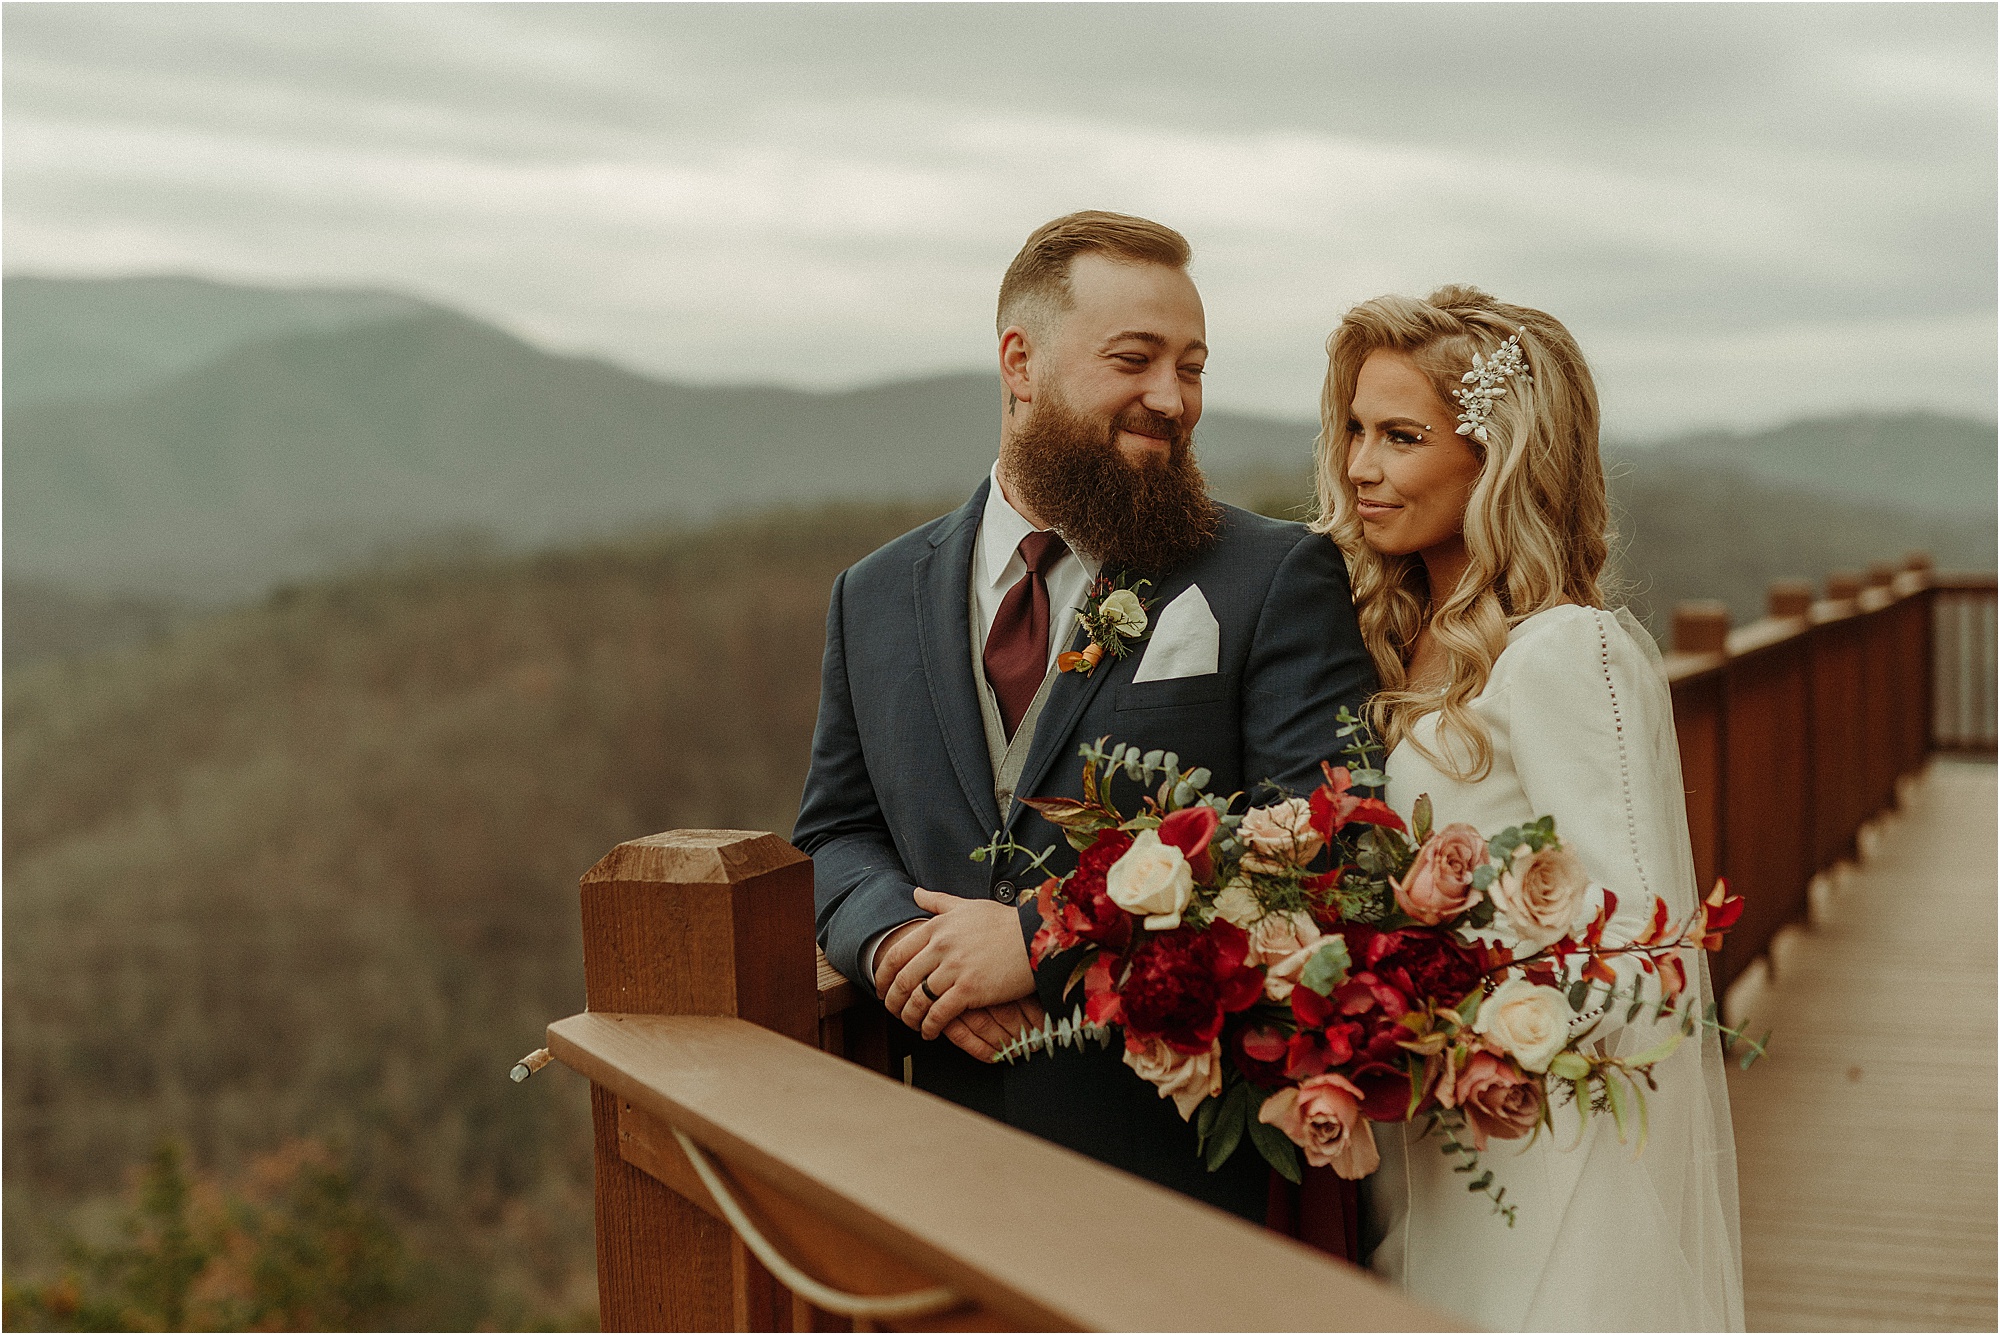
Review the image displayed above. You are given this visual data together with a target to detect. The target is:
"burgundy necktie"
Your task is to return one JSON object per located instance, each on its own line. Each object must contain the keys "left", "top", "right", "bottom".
{"left": 983, "top": 530, "right": 1071, "bottom": 739}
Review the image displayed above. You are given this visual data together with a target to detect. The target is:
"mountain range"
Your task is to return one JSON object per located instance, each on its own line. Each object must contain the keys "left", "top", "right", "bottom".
{"left": 4, "top": 274, "right": 1993, "bottom": 614}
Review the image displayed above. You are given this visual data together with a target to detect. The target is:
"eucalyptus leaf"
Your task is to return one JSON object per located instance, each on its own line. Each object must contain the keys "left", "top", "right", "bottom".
{"left": 1566, "top": 978, "right": 1592, "bottom": 1013}
{"left": 1547, "top": 1051, "right": 1590, "bottom": 1081}
{"left": 1299, "top": 939, "right": 1353, "bottom": 996}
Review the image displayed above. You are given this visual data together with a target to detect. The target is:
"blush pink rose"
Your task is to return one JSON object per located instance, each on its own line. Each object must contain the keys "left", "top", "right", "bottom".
{"left": 1257, "top": 1073, "right": 1381, "bottom": 1179}
{"left": 1122, "top": 1036, "right": 1221, "bottom": 1120}
{"left": 1238, "top": 797, "right": 1324, "bottom": 872}
{"left": 1491, "top": 843, "right": 1591, "bottom": 950}
{"left": 1448, "top": 1050, "right": 1544, "bottom": 1150}
{"left": 1394, "top": 822, "right": 1487, "bottom": 925}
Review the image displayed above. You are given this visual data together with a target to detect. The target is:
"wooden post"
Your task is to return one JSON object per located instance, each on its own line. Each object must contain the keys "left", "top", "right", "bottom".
{"left": 1826, "top": 572, "right": 1864, "bottom": 602}
{"left": 580, "top": 830, "right": 817, "bottom": 1331}
{"left": 1768, "top": 580, "right": 1815, "bottom": 620}
{"left": 1673, "top": 600, "right": 1732, "bottom": 656}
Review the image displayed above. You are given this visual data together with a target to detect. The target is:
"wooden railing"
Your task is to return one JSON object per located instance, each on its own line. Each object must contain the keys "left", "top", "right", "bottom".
{"left": 547, "top": 830, "right": 1452, "bottom": 1332}
{"left": 1663, "top": 555, "right": 1994, "bottom": 990}
{"left": 541, "top": 553, "right": 1991, "bottom": 1330}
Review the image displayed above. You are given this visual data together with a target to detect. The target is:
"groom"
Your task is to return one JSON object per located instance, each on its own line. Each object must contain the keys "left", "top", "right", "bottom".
{"left": 794, "top": 211, "right": 1375, "bottom": 1219}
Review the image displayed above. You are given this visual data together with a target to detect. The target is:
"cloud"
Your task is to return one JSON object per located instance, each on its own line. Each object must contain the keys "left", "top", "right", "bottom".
{"left": 4, "top": 2, "right": 1993, "bottom": 432}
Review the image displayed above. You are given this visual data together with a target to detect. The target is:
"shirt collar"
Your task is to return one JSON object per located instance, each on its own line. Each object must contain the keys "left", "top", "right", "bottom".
{"left": 979, "top": 462, "right": 1042, "bottom": 591}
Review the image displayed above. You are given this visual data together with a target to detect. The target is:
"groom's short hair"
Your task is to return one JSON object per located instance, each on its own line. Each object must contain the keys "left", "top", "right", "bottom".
{"left": 997, "top": 211, "right": 1192, "bottom": 341}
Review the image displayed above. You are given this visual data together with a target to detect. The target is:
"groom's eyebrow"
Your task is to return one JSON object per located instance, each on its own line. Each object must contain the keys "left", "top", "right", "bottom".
{"left": 1101, "top": 331, "right": 1209, "bottom": 356}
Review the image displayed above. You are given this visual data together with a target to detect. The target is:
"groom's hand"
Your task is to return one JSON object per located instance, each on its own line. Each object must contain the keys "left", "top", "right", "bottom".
{"left": 871, "top": 918, "right": 932, "bottom": 1000}
{"left": 886, "top": 888, "right": 1034, "bottom": 1039}
{"left": 941, "top": 998, "right": 1048, "bottom": 1062}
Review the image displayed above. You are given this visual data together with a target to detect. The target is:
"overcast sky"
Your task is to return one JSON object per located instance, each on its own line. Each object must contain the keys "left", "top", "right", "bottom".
{"left": 5, "top": 2, "right": 1994, "bottom": 437}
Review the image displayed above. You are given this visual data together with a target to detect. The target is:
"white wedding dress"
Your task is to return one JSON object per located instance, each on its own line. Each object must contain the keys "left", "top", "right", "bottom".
{"left": 1368, "top": 604, "right": 1744, "bottom": 1331}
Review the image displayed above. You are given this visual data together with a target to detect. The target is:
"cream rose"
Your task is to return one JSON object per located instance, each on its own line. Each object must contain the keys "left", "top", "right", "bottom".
{"left": 1474, "top": 977, "right": 1575, "bottom": 1073}
{"left": 1123, "top": 1036, "right": 1220, "bottom": 1120}
{"left": 1261, "top": 938, "right": 1334, "bottom": 1003}
{"left": 1211, "top": 876, "right": 1260, "bottom": 927}
{"left": 1491, "top": 843, "right": 1590, "bottom": 949}
{"left": 1238, "top": 797, "right": 1324, "bottom": 872}
{"left": 1258, "top": 1073, "right": 1381, "bottom": 1180}
{"left": 1098, "top": 589, "right": 1149, "bottom": 638}
{"left": 1394, "top": 822, "right": 1487, "bottom": 925}
{"left": 1106, "top": 829, "right": 1194, "bottom": 930}
{"left": 1248, "top": 909, "right": 1321, "bottom": 969}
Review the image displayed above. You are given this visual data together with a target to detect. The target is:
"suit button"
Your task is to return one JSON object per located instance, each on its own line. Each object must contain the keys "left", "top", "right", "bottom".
{"left": 993, "top": 880, "right": 1017, "bottom": 904}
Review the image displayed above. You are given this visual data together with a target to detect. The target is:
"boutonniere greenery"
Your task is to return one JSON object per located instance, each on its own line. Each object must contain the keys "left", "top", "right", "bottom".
{"left": 1058, "top": 574, "right": 1156, "bottom": 676}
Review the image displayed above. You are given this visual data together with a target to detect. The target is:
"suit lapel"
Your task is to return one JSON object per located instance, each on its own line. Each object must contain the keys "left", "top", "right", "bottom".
{"left": 913, "top": 482, "right": 1005, "bottom": 836}
{"left": 1007, "top": 565, "right": 1202, "bottom": 832}
{"left": 1007, "top": 608, "right": 1119, "bottom": 834}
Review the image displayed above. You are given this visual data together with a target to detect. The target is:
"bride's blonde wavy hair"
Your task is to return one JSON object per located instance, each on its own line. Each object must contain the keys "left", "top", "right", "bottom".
{"left": 1310, "top": 285, "right": 1610, "bottom": 781}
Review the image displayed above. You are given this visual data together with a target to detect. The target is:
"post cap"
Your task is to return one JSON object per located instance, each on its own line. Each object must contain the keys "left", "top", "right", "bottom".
{"left": 1672, "top": 600, "right": 1732, "bottom": 655}
{"left": 582, "top": 829, "right": 807, "bottom": 886}
{"left": 1767, "top": 580, "right": 1815, "bottom": 619}
{"left": 1825, "top": 571, "right": 1864, "bottom": 601}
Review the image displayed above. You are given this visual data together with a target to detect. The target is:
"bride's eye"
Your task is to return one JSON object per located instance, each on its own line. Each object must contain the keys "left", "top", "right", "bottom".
{"left": 1344, "top": 419, "right": 1362, "bottom": 436}
{"left": 1389, "top": 428, "right": 1424, "bottom": 446}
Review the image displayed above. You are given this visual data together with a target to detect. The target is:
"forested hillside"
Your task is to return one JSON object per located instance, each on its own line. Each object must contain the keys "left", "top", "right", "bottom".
{"left": 3, "top": 503, "right": 943, "bottom": 1327}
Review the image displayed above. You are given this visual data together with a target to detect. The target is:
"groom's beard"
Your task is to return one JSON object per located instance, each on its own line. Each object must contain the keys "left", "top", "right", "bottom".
{"left": 1003, "top": 389, "right": 1223, "bottom": 577}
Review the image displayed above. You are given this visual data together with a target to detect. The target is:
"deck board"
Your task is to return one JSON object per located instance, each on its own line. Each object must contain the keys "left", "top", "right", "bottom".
{"left": 1728, "top": 760, "right": 1997, "bottom": 1332}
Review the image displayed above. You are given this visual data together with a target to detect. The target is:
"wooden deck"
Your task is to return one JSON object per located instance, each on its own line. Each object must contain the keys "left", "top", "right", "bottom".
{"left": 1728, "top": 759, "right": 1998, "bottom": 1332}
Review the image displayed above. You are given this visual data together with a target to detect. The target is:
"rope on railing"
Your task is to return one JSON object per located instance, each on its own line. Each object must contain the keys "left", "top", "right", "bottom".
{"left": 669, "top": 1125, "right": 964, "bottom": 1321}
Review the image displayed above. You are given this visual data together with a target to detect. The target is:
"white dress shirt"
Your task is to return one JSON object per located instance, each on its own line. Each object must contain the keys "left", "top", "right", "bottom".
{"left": 973, "top": 463, "right": 1098, "bottom": 672}
{"left": 862, "top": 465, "right": 1099, "bottom": 985}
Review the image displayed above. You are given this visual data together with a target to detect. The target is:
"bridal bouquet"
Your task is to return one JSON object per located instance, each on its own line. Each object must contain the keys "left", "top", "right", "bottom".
{"left": 980, "top": 711, "right": 1759, "bottom": 1225}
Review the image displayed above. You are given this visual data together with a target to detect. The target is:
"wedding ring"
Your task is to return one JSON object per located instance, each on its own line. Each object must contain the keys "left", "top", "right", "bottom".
{"left": 920, "top": 977, "right": 943, "bottom": 1003}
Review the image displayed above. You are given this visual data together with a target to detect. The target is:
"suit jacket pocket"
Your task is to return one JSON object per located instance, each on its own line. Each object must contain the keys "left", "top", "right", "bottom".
{"left": 1113, "top": 672, "right": 1232, "bottom": 712}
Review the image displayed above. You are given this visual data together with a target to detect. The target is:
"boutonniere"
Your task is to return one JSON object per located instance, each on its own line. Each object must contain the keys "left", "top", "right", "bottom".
{"left": 1058, "top": 574, "right": 1155, "bottom": 676}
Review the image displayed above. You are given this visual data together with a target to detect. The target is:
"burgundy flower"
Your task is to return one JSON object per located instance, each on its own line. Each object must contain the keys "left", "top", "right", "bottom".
{"left": 1120, "top": 919, "right": 1261, "bottom": 1054}
{"left": 1228, "top": 1021, "right": 1292, "bottom": 1089}
{"left": 1058, "top": 829, "right": 1136, "bottom": 951}
{"left": 1364, "top": 928, "right": 1483, "bottom": 1011}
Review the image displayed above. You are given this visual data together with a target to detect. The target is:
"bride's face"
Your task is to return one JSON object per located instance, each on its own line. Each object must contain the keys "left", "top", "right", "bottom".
{"left": 1344, "top": 348, "right": 1485, "bottom": 566}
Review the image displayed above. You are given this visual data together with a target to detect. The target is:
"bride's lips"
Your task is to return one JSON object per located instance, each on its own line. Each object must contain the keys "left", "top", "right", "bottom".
{"left": 1355, "top": 498, "right": 1401, "bottom": 520}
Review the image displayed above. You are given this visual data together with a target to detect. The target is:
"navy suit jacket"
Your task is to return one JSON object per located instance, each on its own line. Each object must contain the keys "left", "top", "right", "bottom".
{"left": 794, "top": 478, "right": 1376, "bottom": 1216}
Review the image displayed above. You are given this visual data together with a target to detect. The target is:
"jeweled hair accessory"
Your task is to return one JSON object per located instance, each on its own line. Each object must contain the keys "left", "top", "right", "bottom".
{"left": 1453, "top": 330, "right": 1531, "bottom": 445}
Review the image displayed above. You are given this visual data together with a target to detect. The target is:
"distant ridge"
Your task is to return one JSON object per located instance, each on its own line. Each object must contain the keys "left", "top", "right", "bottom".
{"left": 3, "top": 275, "right": 1991, "bottom": 605}
{"left": 1628, "top": 411, "right": 1996, "bottom": 517}
{"left": 2, "top": 274, "right": 436, "bottom": 409}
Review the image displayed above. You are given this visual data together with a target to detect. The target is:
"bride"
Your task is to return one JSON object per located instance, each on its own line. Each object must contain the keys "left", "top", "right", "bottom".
{"left": 1308, "top": 287, "right": 1744, "bottom": 1330}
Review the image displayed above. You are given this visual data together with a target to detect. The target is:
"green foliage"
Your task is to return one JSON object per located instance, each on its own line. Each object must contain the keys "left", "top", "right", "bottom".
{"left": 1297, "top": 939, "right": 1352, "bottom": 997}
{"left": 4, "top": 1139, "right": 408, "bottom": 1332}
{"left": 7, "top": 501, "right": 944, "bottom": 1324}
{"left": 1246, "top": 1098, "right": 1304, "bottom": 1185}
{"left": 993, "top": 1005, "right": 1111, "bottom": 1064}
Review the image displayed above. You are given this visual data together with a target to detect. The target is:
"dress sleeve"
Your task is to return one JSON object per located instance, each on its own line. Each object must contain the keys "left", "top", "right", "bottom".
{"left": 1502, "top": 607, "right": 1700, "bottom": 1045}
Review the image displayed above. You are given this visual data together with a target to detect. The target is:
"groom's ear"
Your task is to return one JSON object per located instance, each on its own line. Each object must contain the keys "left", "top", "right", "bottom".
{"left": 998, "top": 326, "right": 1037, "bottom": 409}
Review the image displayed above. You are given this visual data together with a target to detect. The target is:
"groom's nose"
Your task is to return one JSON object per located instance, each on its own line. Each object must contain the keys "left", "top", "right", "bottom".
{"left": 1138, "top": 367, "right": 1189, "bottom": 424}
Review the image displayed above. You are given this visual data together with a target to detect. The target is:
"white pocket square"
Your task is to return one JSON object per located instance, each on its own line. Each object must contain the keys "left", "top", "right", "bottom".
{"left": 1131, "top": 585, "right": 1219, "bottom": 682}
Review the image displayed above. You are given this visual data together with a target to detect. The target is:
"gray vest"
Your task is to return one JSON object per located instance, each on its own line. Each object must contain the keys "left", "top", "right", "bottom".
{"left": 969, "top": 585, "right": 1064, "bottom": 824}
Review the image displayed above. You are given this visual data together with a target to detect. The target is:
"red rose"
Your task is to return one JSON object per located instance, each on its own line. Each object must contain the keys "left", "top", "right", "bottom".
{"left": 1120, "top": 920, "right": 1261, "bottom": 1054}
{"left": 1156, "top": 806, "right": 1220, "bottom": 882}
